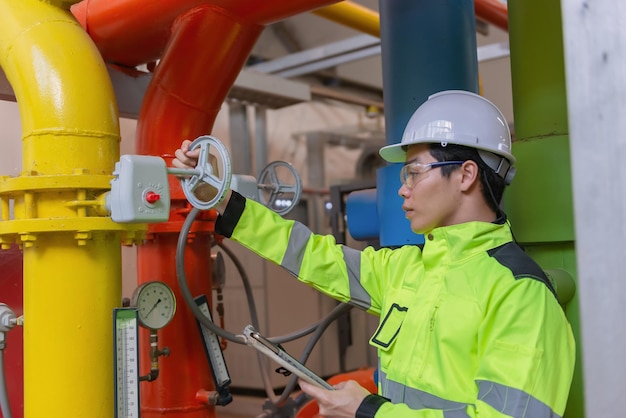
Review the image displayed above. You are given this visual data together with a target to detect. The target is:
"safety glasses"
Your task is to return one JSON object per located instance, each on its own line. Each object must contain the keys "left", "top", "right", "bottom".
{"left": 400, "top": 160, "right": 465, "bottom": 189}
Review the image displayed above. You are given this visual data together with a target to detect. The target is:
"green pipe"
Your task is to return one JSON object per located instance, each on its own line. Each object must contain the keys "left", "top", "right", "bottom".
{"left": 506, "top": 0, "right": 583, "bottom": 416}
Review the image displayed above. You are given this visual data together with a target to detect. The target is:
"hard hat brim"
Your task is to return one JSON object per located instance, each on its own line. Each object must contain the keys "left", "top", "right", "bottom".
{"left": 379, "top": 142, "right": 407, "bottom": 163}
{"left": 379, "top": 139, "right": 516, "bottom": 165}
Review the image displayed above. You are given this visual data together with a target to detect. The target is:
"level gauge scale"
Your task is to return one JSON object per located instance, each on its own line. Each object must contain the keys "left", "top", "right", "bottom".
{"left": 195, "top": 295, "right": 233, "bottom": 405}
{"left": 114, "top": 308, "right": 141, "bottom": 418}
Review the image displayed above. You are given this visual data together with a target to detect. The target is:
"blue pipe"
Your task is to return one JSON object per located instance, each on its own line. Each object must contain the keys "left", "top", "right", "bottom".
{"left": 348, "top": 0, "right": 479, "bottom": 247}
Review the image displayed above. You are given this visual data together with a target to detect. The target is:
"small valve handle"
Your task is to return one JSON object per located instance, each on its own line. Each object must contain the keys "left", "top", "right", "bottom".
{"left": 257, "top": 161, "right": 302, "bottom": 215}
{"left": 179, "top": 135, "right": 232, "bottom": 210}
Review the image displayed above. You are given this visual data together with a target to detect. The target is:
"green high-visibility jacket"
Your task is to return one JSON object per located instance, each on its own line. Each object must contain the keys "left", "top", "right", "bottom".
{"left": 216, "top": 192, "right": 576, "bottom": 417}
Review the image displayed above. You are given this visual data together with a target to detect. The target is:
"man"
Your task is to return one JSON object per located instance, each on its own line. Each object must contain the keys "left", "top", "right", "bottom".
{"left": 174, "top": 90, "right": 575, "bottom": 417}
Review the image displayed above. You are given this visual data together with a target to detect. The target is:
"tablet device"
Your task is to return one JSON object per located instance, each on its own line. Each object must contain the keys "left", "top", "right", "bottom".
{"left": 243, "top": 325, "right": 334, "bottom": 391}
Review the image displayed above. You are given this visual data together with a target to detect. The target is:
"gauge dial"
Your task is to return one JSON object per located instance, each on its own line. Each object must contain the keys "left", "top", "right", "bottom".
{"left": 131, "top": 281, "right": 176, "bottom": 330}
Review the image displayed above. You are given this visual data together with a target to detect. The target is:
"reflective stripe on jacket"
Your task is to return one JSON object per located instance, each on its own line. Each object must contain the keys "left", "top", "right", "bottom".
{"left": 216, "top": 193, "right": 576, "bottom": 417}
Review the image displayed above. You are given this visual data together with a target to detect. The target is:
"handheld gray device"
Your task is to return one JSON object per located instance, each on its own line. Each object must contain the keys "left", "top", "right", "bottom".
{"left": 243, "top": 325, "right": 334, "bottom": 391}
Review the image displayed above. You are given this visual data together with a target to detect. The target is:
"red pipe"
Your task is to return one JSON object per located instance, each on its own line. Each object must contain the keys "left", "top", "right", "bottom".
{"left": 133, "top": 14, "right": 238, "bottom": 416}
{"left": 475, "top": 0, "right": 508, "bottom": 31}
{"left": 0, "top": 245, "right": 23, "bottom": 418}
{"left": 135, "top": 5, "right": 263, "bottom": 159}
{"left": 137, "top": 231, "right": 218, "bottom": 418}
{"left": 71, "top": 0, "right": 340, "bottom": 67}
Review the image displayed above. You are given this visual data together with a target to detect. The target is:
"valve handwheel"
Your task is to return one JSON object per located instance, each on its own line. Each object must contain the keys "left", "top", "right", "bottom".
{"left": 180, "top": 135, "right": 232, "bottom": 210}
{"left": 257, "top": 161, "right": 303, "bottom": 215}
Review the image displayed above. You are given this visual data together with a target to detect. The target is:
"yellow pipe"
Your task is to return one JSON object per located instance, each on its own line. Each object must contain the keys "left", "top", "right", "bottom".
{"left": 313, "top": 1, "right": 380, "bottom": 37}
{"left": 0, "top": 0, "right": 141, "bottom": 416}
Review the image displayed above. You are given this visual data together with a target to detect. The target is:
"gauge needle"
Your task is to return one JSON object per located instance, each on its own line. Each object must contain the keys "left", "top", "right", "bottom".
{"left": 145, "top": 299, "right": 162, "bottom": 317}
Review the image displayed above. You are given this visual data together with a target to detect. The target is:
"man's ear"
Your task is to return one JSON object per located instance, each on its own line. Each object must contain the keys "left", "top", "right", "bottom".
{"left": 458, "top": 160, "right": 480, "bottom": 191}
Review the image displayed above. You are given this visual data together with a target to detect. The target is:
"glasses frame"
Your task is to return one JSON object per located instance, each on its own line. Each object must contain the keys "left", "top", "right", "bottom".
{"left": 400, "top": 160, "right": 465, "bottom": 189}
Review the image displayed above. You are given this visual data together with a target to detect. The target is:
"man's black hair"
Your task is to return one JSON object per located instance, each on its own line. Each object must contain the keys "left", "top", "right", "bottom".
{"left": 428, "top": 143, "right": 507, "bottom": 214}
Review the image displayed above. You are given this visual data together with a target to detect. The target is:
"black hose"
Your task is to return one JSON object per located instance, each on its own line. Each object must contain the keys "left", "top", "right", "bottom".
{"left": 176, "top": 207, "right": 245, "bottom": 343}
{"left": 215, "top": 242, "right": 261, "bottom": 329}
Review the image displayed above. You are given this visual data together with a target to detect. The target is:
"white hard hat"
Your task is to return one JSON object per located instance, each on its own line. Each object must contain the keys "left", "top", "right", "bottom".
{"left": 379, "top": 90, "right": 516, "bottom": 183}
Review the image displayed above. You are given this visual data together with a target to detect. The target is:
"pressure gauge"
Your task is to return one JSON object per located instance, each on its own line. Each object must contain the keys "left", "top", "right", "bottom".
{"left": 131, "top": 281, "right": 177, "bottom": 330}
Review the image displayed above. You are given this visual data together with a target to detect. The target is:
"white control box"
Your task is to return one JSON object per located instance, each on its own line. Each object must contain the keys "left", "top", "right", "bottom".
{"left": 109, "top": 155, "right": 170, "bottom": 223}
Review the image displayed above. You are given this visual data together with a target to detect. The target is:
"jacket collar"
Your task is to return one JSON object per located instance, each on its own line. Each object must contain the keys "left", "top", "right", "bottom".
{"left": 421, "top": 220, "right": 513, "bottom": 269}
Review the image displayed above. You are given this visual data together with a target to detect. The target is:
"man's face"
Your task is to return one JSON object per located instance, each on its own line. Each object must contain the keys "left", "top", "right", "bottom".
{"left": 398, "top": 144, "right": 463, "bottom": 234}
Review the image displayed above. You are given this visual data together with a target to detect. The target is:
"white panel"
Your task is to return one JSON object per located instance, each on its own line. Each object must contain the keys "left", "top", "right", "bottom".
{"left": 561, "top": 1, "right": 626, "bottom": 415}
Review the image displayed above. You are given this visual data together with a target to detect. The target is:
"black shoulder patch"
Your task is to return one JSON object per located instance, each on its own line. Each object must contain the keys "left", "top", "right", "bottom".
{"left": 487, "top": 242, "right": 557, "bottom": 299}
